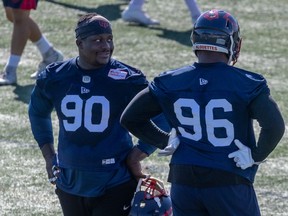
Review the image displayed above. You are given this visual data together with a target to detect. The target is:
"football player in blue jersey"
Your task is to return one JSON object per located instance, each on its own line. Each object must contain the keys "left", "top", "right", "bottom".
{"left": 28, "top": 13, "right": 169, "bottom": 216}
{"left": 121, "top": 9, "right": 285, "bottom": 216}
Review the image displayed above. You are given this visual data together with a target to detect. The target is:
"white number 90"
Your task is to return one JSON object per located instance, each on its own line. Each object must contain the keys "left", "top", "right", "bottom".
{"left": 61, "top": 95, "right": 109, "bottom": 132}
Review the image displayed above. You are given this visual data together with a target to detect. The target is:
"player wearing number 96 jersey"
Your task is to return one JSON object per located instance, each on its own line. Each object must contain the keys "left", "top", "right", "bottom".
{"left": 121, "top": 9, "right": 285, "bottom": 215}
{"left": 28, "top": 13, "right": 169, "bottom": 216}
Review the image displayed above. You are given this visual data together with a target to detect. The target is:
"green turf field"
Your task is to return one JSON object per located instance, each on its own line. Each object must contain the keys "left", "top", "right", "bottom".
{"left": 0, "top": 0, "right": 287, "bottom": 215}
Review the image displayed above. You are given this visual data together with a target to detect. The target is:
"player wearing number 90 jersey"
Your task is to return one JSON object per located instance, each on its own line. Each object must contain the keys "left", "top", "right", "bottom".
{"left": 30, "top": 57, "right": 149, "bottom": 171}
{"left": 28, "top": 56, "right": 166, "bottom": 214}
{"left": 28, "top": 13, "right": 170, "bottom": 216}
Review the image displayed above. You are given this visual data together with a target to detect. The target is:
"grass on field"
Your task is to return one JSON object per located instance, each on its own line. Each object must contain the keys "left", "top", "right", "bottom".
{"left": 0, "top": 0, "right": 287, "bottom": 215}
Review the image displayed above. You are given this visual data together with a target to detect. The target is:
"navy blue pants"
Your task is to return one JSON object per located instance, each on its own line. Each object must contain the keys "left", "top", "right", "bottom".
{"left": 171, "top": 183, "right": 261, "bottom": 216}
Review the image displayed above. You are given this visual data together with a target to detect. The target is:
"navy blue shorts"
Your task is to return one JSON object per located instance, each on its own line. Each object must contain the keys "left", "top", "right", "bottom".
{"left": 171, "top": 183, "right": 261, "bottom": 216}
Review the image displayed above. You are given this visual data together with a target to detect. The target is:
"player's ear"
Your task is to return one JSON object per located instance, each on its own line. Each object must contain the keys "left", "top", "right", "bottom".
{"left": 76, "top": 38, "right": 83, "bottom": 49}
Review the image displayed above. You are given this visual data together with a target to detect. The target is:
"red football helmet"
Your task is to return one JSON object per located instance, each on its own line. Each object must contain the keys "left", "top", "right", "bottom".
{"left": 129, "top": 177, "right": 173, "bottom": 216}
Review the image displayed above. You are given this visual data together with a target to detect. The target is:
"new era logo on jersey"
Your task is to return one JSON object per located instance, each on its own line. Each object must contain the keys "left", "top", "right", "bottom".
{"left": 199, "top": 78, "right": 208, "bottom": 85}
{"left": 81, "top": 87, "right": 90, "bottom": 94}
{"left": 108, "top": 68, "right": 127, "bottom": 80}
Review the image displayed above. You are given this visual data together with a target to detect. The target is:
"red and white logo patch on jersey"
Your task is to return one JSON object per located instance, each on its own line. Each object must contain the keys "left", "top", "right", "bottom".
{"left": 108, "top": 69, "right": 127, "bottom": 80}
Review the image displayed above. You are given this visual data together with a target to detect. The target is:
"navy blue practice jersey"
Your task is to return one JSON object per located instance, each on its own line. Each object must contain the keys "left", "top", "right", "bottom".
{"left": 29, "top": 57, "right": 148, "bottom": 171}
{"left": 150, "top": 62, "right": 269, "bottom": 182}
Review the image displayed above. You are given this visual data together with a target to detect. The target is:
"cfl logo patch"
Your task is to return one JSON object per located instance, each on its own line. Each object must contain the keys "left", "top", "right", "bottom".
{"left": 102, "top": 158, "right": 115, "bottom": 165}
{"left": 82, "top": 76, "right": 91, "bottom": 83}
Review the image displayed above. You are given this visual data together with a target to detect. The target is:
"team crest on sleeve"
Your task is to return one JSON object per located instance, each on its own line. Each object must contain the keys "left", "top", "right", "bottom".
{"left": 38, "top": 70, "right": 47, "bottom": 79}
{"left": 245, "top": 74, "right": 265, "bottom": 82}
{"left": 108, "top": 68, "right": 128, "bottom": 80}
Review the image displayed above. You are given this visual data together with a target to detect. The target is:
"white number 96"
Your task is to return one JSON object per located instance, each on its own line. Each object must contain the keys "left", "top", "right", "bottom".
{"left": 174, "top": 98, "right": 234, "bottom": 147}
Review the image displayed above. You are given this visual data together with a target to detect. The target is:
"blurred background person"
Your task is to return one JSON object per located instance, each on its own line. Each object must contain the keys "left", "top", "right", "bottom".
{"left": 121, "top": 0, "right": 201, "bottom": 26}
{"left": 0, "top": 0, "right": 63, "bottom": 85}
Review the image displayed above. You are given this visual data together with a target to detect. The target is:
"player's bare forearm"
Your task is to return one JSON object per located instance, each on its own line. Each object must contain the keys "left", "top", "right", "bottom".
{"left": 126, "top": 147, "right": 148, "bottom": 180}
{"left": 40, "top": 143, "right": 56, "bottom": 181}
{"left": 40, "top": 143, "right": 55, "bottom": 159}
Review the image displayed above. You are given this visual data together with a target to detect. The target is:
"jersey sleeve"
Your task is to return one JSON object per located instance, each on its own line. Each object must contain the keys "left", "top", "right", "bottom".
{"left": 28, "top": 84, "right": 54, "bottom": 147}
{"left": 249, "top": 93, "right": 285, "bottom": 161}
{"left": 121, "top": 88, "right": 170, "bottom": 150}
{"left": 28, "top": 63, "right": 58, "bottom": 148}
{"left": 233, "top": 68, "right": 270, "bottom": 104}
{"left": 136, "top": 113, "right": 171, "bottom": 155}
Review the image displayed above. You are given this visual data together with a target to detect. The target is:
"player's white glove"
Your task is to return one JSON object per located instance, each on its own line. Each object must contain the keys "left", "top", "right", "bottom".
{"left": 228, "top": 139, "right": 260, "bottom": 170}
{"left": 158, "top": 128, "right": 180, "bottom": 157}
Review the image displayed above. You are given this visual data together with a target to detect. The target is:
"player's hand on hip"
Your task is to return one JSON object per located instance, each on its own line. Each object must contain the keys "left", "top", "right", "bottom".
{"left": 158, "top": 128, "right": 180, "bottom": 157}
{"left": 228, "top": 139, "right": 259, "bottom": 170}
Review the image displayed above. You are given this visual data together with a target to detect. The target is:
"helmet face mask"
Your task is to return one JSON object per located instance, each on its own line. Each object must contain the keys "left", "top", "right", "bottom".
{"left": 191, "top": 9, "right": 242, "bottom": 65}
{"left": 129, "top": 177, "right": 173, "bottom": 216}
